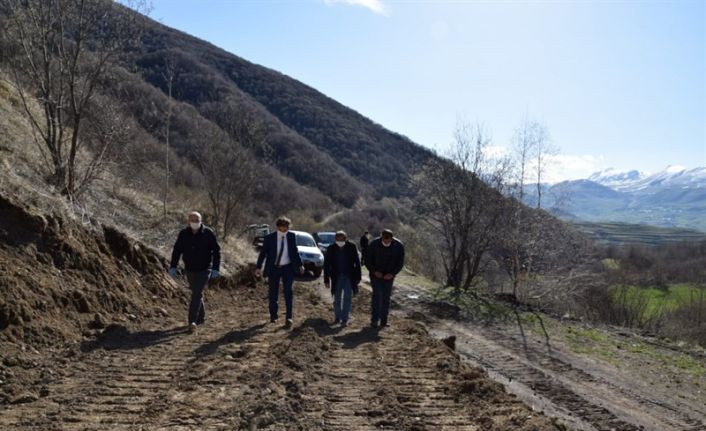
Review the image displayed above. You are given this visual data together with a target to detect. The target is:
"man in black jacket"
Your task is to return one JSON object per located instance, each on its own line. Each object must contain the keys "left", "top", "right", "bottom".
{"left": 359, "top": 230, "right": 369, "bottom": 266}
{"left": 169, "top": 211, "right": 221, "bottom": 333}
{"left": 324, "top": 231, "right": 361, "bottom": 327}
{"left": 364, "top": 229, "right": 404, "bottom": 329}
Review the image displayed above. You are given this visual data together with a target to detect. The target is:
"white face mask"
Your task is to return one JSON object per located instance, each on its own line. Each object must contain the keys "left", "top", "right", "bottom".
{"left": 190, "top": 222, "right": 201, "bottom": 230}
{"left": 336, "top": 241, "right": 345, "bottom": 248}
{"left": 382, "top": 239, "right": 392, "bottom": 247}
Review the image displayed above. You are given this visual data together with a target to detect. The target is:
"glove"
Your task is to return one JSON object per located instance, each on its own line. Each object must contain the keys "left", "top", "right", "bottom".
{"left": 168, "top": 267, "right": 178, "bottom": 278}
{"left": 210, "top": 270, "right": 220, "bottom": 280}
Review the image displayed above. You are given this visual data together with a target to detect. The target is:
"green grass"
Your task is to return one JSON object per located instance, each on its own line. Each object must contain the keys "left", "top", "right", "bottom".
{"left": 612, "top": 284, "right": 706, "bottom": 320}
{"left": 524, "top": 314, "right": 706, "bottom": 378}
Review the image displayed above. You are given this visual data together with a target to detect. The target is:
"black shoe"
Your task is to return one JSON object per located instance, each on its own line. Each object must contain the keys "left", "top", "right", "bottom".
{"left": 333, "top": 318, "right": 340, "bottom": 325}
{"left": 341, "top": 321, "right": 348, "bottom": 328}
{"left": 285, "top": 318, "right": 293, "bottom": 329}
{"left": 380, "top": 321, "right": 388, "bottom": 329}
{"left": 370, "top": 321, "right": 379, "bottom": 329}
{"left": 270, "top": 317, "right": 277, "bottom": 323}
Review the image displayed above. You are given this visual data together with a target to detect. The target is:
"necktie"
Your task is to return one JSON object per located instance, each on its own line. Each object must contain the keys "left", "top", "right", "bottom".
{"left": 275, "top": 235, "right": 285, "bottom": 266}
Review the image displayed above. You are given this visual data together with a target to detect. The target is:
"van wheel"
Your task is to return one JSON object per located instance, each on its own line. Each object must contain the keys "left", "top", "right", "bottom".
{"left": 313, "top": 268, "right": 322, "bottom": 278}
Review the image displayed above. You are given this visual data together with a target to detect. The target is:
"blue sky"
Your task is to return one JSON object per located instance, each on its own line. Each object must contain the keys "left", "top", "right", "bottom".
{"left": 147, "top": 0, "right": 705, "bottom": 182}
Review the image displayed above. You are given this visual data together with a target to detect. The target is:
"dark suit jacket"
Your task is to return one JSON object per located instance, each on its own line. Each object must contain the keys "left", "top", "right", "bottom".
{"left": 256, "top": 231, "right": 303, "bottom": 277}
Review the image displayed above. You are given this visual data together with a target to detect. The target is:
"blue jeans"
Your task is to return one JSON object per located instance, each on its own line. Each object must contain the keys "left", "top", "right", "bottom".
{"left": 268, "top": 264, "right": 295, "bottom": 320}
{"left": 333, "top": 274, "right": 353, "bottom": 322}
{"left": 371, "top": 277, "right": 393, "bottom": 325}
{"left": 186, "top": 270, "right": 209, "bottom": 325}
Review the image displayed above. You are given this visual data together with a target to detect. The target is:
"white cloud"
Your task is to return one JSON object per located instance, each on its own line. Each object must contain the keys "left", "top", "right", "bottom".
{"left": 543, "top": 154, "right": 606, "bottom": 184}
{"left": 323, "top": 0, "right": 389, "bottom": 16}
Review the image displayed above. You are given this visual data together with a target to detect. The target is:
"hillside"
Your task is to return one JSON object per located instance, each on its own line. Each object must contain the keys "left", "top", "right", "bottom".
{"left": 0, "top": 1, "right": 436, "bottom": 218}
{"left": 131, "top": 18, "right": 436, "bottom": 201}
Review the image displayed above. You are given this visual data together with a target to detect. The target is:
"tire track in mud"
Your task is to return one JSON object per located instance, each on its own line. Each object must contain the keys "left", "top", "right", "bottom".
{"left": 303, "top": 326, "right": 479, "bottom": 431}
{"left": 298, "top": 284, "right": 551, "bottom": 431}
{"left": 391, "top": 283, "right": 706, "bottom": 431}
{"left": 1, "top": 326, "right": 200, "bottom": 430}
{"left": 1, "top": 282, "right": 560, "bottom": 431}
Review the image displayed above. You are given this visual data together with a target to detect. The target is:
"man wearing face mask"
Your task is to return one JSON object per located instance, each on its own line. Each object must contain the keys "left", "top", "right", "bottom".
{"left": 324, "top": 231, "right": 361, "bottom": 327}
{"left": 169, "top": 211, "right": 221, "bottom": 333}
{"left": 255, "top": 216, "right": 304, "bottom": 329}
{"left": 364, "top": 229, "right": 405, "bottom": 329}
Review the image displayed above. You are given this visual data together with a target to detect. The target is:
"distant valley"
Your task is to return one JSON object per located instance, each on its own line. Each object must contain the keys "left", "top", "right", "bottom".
{"left": 531, "top": 166, "right": 706, "bottom": 233}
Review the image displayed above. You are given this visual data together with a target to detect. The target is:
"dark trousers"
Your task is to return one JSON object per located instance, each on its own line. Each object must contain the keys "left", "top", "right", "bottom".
{"left": 268, "top": 264, "right": 295, "bottom": 320}
{"left": 371, "top": 277, "right": 393, "bottom": 325}
{"left": 186, "top": 270, "right": 209, "bottom": 325}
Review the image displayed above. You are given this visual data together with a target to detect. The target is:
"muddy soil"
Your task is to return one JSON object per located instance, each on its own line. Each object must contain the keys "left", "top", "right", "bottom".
{"left": 0, "top": 279, "right": 562, "bottom": 430}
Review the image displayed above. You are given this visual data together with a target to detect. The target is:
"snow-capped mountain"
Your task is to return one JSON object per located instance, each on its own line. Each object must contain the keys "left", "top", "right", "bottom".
{"left": 588, "top": 166, "right": 706, "bottom": 192}
{"left": 587, "top": 168, "right": 645, "bottom": 190}
{"left": 534, "top": 165, "right": 706, "bottom": 232}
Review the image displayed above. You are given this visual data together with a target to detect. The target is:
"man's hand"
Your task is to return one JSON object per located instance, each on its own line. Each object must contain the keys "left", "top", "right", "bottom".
{"left": 373, "top": 271, "right": 383, "bottom": 279}
{"left": 210, "top": 270, "right": 220, "bottom": 280}
{"left": 168, "top": 267, "right": 178, "bottom": 278}
{"left": 383, "top": 273, "right": 394, "bottom": 281}
{"left": 255, "top": 268, "right": 262, "bottom": 278}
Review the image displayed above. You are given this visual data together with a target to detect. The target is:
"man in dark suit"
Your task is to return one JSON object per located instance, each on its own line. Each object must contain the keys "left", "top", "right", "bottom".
{"left": 255, "top": 216, "right": 304, "bottom": 328}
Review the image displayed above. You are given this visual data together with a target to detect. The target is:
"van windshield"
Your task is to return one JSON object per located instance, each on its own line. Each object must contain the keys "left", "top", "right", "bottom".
{"left": 296, "top": 234, "right": 316, "bottom": 248}
{"left": 317, "top": 233, "right": 335, "bottom": 244}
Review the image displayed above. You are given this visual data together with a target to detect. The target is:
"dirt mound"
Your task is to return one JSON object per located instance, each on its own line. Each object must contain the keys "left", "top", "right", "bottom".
{"left": 0, "top": 192, "right": 194, "bottom": 404}
{"left": 0, "top": 193, "right": 185, "bottom": 346}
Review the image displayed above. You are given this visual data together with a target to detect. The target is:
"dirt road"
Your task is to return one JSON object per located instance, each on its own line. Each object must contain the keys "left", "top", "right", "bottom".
{"left": 0, "top": 279, "right": 559, "bottom": 430}
{"left": 391, "top": 278, "right": 706, "bottom": 431}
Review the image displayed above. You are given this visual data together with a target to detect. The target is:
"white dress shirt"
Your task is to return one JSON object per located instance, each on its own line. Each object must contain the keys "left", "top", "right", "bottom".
{"left": 276, "top": 231, "right": 291, "bottom": 266}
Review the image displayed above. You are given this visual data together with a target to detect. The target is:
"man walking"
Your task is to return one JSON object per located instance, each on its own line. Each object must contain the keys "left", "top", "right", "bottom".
{"left": 324, "top": 231, "right": 361, "bottom": 327}
{"left": 255, "top": 217, "right": 304, "bottom": 328}
{"left": 169, "top": 211, "right": 221, "bottom": 333}
{"left": 359, "top": 230, "right": 369, "bottom": 266}
{"left": 364, "top": 229, "right": 404, "bottom": 329}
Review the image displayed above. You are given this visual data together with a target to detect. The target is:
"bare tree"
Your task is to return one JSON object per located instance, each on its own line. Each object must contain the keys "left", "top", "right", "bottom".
{"left": 2, "top": 0, "right": 147, "bottom": 196}
{"left": 528, "top": 121, "right": 553, "bottom": 209}
{"left": 161, "top": 53, "right": 176, "bottom": 220}
{"left": 413, "top": 121, "right": 512, "bottom": 298}
{"left": 73, "top": 91, "right": 136, "bottom": 195}
{"left": 193, "top": 127, "right": 257, "bottom": 241}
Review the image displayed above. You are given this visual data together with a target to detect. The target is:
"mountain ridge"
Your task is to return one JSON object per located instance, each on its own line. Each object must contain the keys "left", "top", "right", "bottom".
{"left": 538, "top": 165, "right": 706, "bottom": 232}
